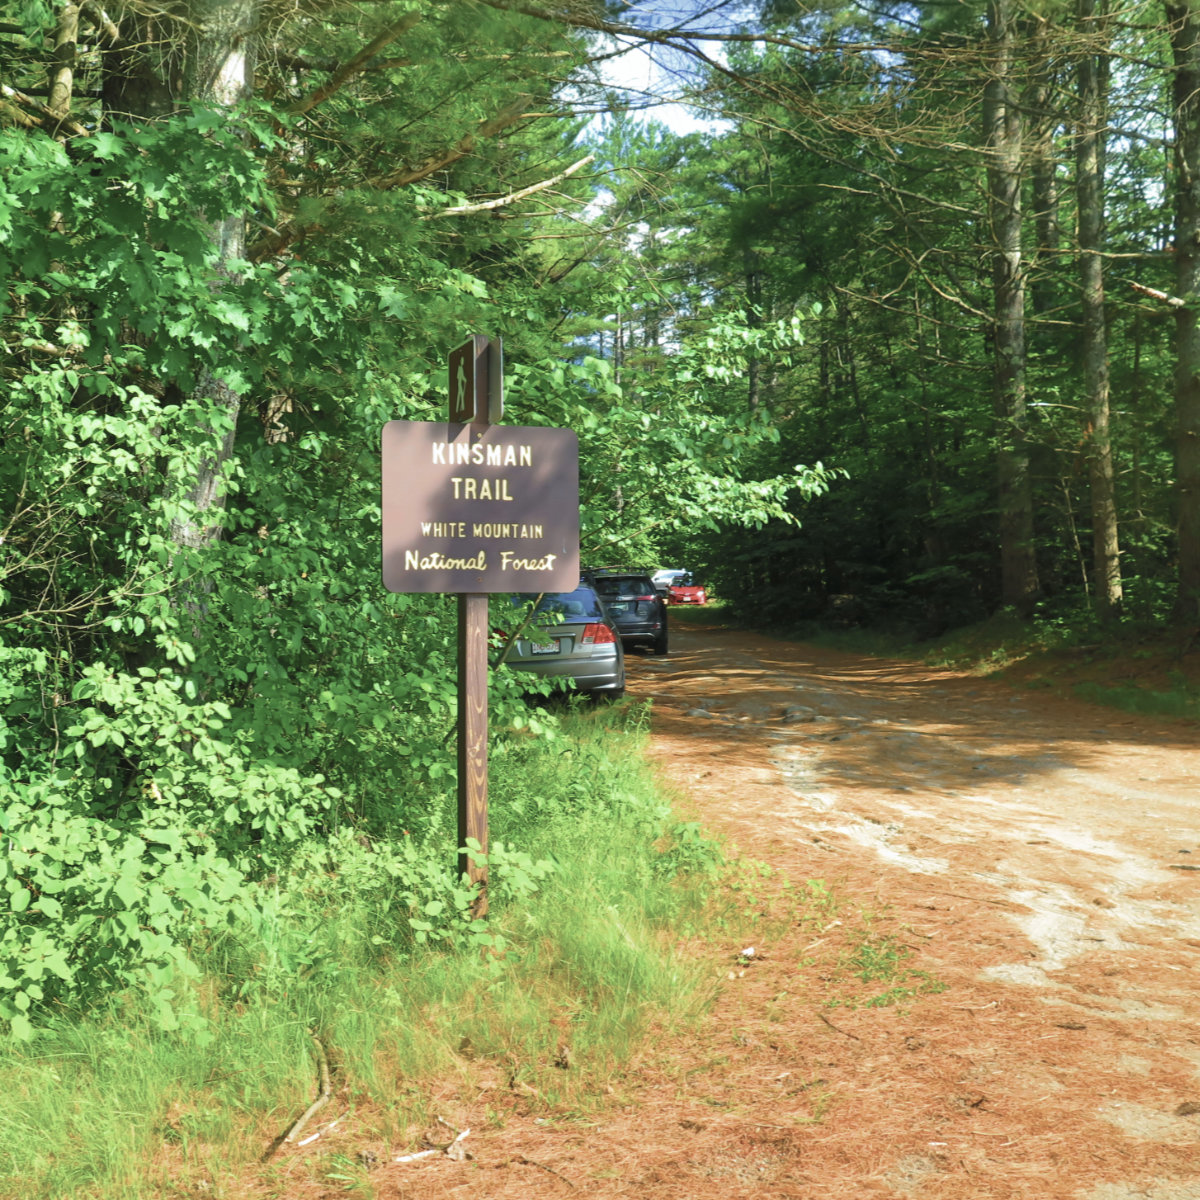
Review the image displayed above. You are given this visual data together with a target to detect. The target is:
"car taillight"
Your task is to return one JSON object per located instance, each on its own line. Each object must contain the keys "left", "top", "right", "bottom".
{"left": 580, "top": 622, "right": 616, "bottom": 645}
{"left": 636, "top": 593, "right": 655, "bottom": 602}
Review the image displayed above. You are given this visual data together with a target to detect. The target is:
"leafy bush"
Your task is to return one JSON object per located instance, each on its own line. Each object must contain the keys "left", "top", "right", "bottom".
{"left": 0, "top": 702, "right": 723, "bottom": 1198}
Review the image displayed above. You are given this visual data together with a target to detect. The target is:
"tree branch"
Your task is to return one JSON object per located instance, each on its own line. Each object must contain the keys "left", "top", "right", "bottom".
{"left": 0, "top": 82, "right": 89, "bottom": 137}
{"left": 47, "top": 2, "right": 81, "bottom": 124}
{"left": 0, "top": 96, "right": 41, "bottom": 130}
{"left": 472, "top": 0, "right": 868, "bottom": 56}
{"left": 248, "top": 96, "right": 534, "bottom": 261}
{"left": 81, "top": 1, "right": 119, "bottom": 43}
{"left": 371, "top": 96, "right": 532, "bottom": 189}
{"left": 1128, "top": 280, "right": 1186, "bottom": 307}
{"left": 288, "top": 9, "right": 422, "bottom": 116}
{"left": 426, "top": 153, "right": 594, "bottom": 218}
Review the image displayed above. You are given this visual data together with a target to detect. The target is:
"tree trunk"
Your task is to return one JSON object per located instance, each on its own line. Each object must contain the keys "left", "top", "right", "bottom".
{"left": 745, "top": 242, "right": 762, "bottom": 411}
{"left": 1166, "top": 0, "right": 1200, "bottom": 621}
{"left": 1026, "top": 16, "right": 1061, "bottom": 324}
{"left": 47, "top": 3, "right": 80, "bottom": 124}
{"left": 985, "top": 0, "right": 1040, "bottom": 613}
{"left": 1076, "top": 0, "right": 1122, "bottom": 617}
{"left": 166, "top": 0, "right": 258, "bottom": 560}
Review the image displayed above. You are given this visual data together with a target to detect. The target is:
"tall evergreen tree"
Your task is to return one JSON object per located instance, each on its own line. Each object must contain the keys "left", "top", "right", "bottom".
{"left": 1075, "top": 0, "right": 1122, "bottom": 616}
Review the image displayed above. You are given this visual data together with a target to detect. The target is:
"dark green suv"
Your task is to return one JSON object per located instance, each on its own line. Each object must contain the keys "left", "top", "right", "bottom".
{"left": 583, "top": 569, "right": 669, "bottom": 655}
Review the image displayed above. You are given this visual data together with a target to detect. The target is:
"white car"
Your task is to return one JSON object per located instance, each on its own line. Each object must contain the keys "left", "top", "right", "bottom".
{"left": 651, "top": 568, "right": 689, "bottom": 593}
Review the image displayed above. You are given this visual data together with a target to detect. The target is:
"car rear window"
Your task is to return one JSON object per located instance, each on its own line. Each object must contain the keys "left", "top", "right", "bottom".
{"left": 511, "top": 587, "right": 605, "bottom": 621}
{"left": 592, "top": 575, "right": 656, "bottom": 598}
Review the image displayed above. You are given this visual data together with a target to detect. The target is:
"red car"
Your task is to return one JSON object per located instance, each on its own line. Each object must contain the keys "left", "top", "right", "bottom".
{"left": 666, "top": 575, "right": 707, "bottom": 605}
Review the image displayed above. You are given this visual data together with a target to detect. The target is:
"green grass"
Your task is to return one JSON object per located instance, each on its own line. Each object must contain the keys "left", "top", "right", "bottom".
{"left": 667, "top": 599, "right": 731, "bottom": 626}
{"left": 727, "top": 602, "right": 1200, "bottom": 723}
{"left": 918, "top": 608, "right": 1060, "bottom": 671}
{"left": 0, "top": 703, "right": 729, "bottom": 1200}
{"left": 823, "top": 901, "right": 948, "bottom": 1012}
{"left": 923, "top": 613, "right": 1200, "bottom": 720}
{"left": 1070, "top": 680, "right": 1200, "bottom": 720}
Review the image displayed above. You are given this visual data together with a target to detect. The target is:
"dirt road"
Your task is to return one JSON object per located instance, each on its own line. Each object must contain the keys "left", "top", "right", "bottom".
{"left": 367, "top": 621, "right": 1198, "bottom": 1200}
{"left": 627, "top": 622, "right": 1200, "bottom": 1199}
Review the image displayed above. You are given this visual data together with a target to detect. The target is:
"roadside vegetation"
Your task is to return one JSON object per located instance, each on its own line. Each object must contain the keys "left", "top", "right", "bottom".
{"left": 5, "top": 0, "right": 1200, "bottom": 1189}
{"left": 0, "top": 702, "right": 718, "bottom": 1199}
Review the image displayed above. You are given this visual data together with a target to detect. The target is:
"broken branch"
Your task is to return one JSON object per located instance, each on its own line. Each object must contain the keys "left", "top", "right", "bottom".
{"left": 816, "top": 1010, "right": 861, "bottom": 1041}
{"left": 427, "top": 154, "right": 595, "bottom": 219}
{"left": 1129, "top": 280, "right": 1186, "bottom": 307}
{"left": 282, "top": 1031, "right": 332, "bottom": 1146}
{"left": 0, "top": 82, "right": 89, "bottom": 137}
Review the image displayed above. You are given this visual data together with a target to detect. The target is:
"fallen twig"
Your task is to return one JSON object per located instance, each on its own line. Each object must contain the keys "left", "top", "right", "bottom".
{"left": 512, "top": 1154, "right": 575, "bottom": 1187}
{"left": 511, "top": 1076, "right": 545, "bottom": 1100}
{"left": 296, "top": 1112, "right": 346, "bottom": 1148}
{"left": 283, "top": 1031, "right": 333, "bottom": 1145}
{"left": 394, "top": 1146, "right": 440, "bottom": 1163}
{"left": 395, "top": 1126, "right": 471, "bottom": 1163}
{"left": 816, "top": 1010, "right": 861, "bottom": 1041}
{"left": 260, "top": 1031, "right": 334, "bottom": 1163}
{"left": 928, "top": 889, "right": 1024, "bottom": 910}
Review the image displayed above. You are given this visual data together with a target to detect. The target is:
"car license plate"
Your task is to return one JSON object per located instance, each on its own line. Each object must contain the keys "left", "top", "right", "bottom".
{"left": 531, "top": 639, "right": 561, "bottom": 655}
{"left": 608, "top": 601, "right": 630, "bottom": 613}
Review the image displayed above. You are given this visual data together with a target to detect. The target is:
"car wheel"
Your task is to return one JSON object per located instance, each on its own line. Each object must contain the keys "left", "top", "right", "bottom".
{"left": 653, "top": 630, "right": 669, "bottom": 656}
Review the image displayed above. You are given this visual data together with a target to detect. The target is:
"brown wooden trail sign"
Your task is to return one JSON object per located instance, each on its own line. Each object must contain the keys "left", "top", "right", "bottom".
{"left": 381, "top": 336, "right": 579, "bottom": 917}
{"left": 379, "top": 422, "right": 579, "bottom": 593}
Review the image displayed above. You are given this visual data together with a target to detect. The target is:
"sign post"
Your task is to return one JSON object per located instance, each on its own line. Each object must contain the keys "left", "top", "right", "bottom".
{"left": 380, "top": 336, "right": 579, "bottom": 921}
{"left": 454, "top": 336, "right": 499, "bottom": 916}
{"left": 457, "top": 588, "right": 489, "bottom": 914}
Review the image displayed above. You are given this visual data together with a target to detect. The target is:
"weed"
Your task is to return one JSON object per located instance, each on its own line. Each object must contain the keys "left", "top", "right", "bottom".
{"left": 792, "top": 1078, "right": 834, "bottom": 1123}
{"left": 848, "top": 931, "right": 909, "bottom": 983}
{"left": 800, "top": 878, "right": 839, "bottom": 923}
{"left": 321, "top": 1153, "right": 375, "bottom": 1198}
{"left": 657, "top": 821, "right": 725, "bottom": 877}
{"left": 825, "top": 929, "right": 947, "bottom": 1010}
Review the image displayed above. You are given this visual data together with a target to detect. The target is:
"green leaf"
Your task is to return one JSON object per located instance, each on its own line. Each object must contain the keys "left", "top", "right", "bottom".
{"left": 113, "top": 877, "right": 141, "bottom": 910}
{"left": 90, "top": 131, "right": 127, "bottom": 161}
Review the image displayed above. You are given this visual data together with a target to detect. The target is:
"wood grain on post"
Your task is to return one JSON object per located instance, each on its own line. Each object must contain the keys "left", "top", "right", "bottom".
{"left": 448, "top": 334, "right": 501, "bottom": 917}
{"left": 457, "top": 591, "right": 489, "bottom": 916}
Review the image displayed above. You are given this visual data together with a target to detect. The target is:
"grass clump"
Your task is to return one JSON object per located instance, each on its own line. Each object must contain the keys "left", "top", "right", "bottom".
{"left": 1070, "top": 679, "right": 1200, "bottom": 720}
{"left": 804, "top": 896, "right": 948, "bottom": 1013}
{"left": 0, "top": 701, "right": 725, "bottom": 1200}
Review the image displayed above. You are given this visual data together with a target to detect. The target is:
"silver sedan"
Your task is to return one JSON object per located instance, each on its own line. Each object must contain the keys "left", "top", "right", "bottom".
{"left": 497, "top": 585, "right": 626, "bottom": 698}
